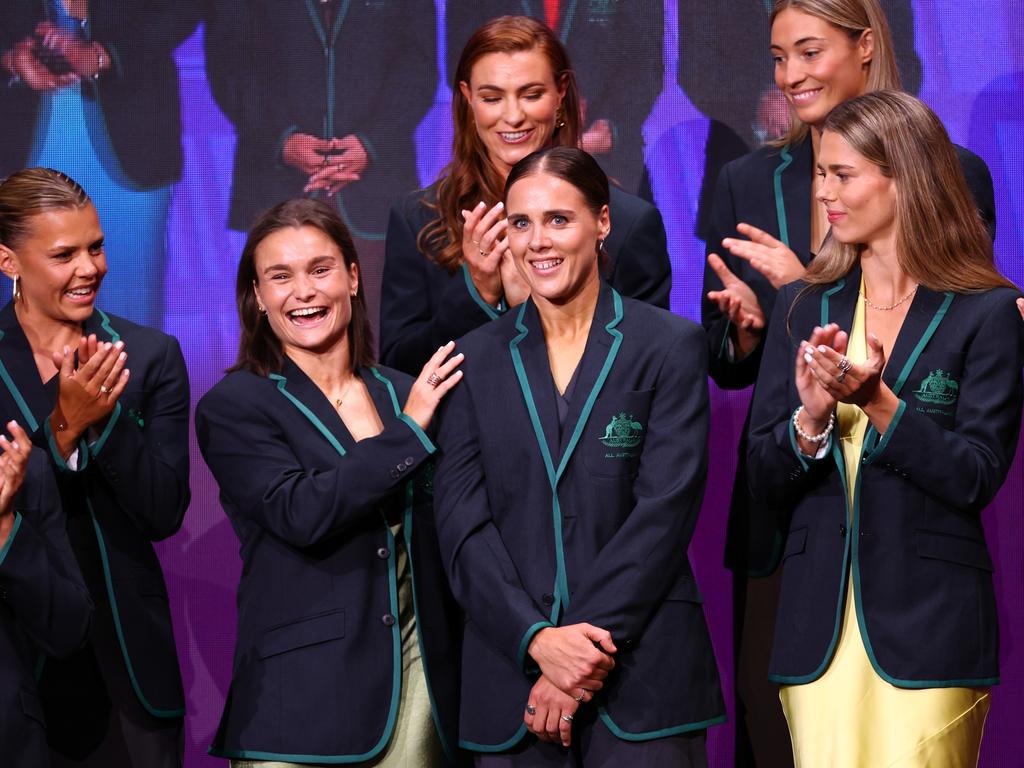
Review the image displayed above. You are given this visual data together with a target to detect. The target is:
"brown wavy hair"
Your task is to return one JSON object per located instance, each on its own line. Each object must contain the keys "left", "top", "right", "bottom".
{"left": 230, "top": 199, "right": 375, "bottom": 376}
{"left": 0, "top": 168, "right": 91, "bottom": 249}
{"left": 418, "top": 15, "right": 582, "bottom": 273}
{"left": 769, "top": 0, "right": 902, "bottom": 147}
{"left": 802, "top": 91, "right": 1013, "bottom": 294}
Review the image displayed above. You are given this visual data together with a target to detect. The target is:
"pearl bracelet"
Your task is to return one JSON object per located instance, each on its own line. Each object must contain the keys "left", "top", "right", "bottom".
{"left": 792, "top": 405, "right": 834, "bottom": 444}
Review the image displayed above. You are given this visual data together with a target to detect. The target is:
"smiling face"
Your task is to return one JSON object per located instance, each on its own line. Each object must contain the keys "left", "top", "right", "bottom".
{"left": 460, "top": 49, "right": 566, "bottom": 179}
{"left": 771, "top": 8, "right": 872, "bottom": 129}
{"left": 252, "top": 225, "right": 359, "bottom": 360}
{"left": 0, "top": 204, "right": 106, "bottom": 326}
{"left": 505, "top": 172, "right": 610, "bottom": 306}
{"left": 816, "top": 129, "right": 896, "bottom": 248}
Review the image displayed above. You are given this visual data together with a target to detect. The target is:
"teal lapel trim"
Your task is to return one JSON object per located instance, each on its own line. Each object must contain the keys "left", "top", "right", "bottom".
{"left": 0, "top": 511, "right": 22, "bottom": 566}
{"left": 94, "top": 308, "right": 120, "bottom": 343}
{"left": 268, "top": 373, "right": 346, "bottom": 457}
{"left": 773, "top": 145, "right": 796, "bottom": 248}
{"left": 0, "top": 329, "right": 39, "bottom": 432}
{"left": 508, "top": 291, "right": 625, "bottom": 619}
{"left": 368, "top": 367, "right": 436, "bottom": 454}
{"left": 819, "top": 278, "right": 846, "bottom": 327}
{"left": 88, "top": 501, "right": 185, "bottom": 718}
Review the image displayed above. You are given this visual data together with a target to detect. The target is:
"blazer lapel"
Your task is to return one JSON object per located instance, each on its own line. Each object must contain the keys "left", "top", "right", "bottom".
{"left": 819, "top": 266, "right": 859, "bottom": 334}
{"left": 0, "top": 303, "right": 51, "bottom": 431}
{"left": 775, "top": 139, "right": 814, "bottom": 263}
{"left": 509, "top": 299, "right": 560, "bottom": 478}
{"left": 880, "top": 287, "right": 954, "bottom": 397}
{"left": 270, "top": 358, "right": 355, "bottom": 457}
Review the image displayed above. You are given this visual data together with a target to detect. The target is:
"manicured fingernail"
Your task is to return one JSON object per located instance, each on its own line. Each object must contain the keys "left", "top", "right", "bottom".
{"left": 817, "top": 345, "right": 828, "bottom": 353}
{"left": 119, "top": 352, "right": 126, "bottom": 361}
{"left": 804, "top": 353, "right": 813, "bottom": 364}
{"left": 496, "top": 201, "right": 504, "bottom": 209}
{"left": 114, "top": 341, "right": 124, "bottom": 350}
{"left": 477, "top": 201, "right": 486, "bottom": 208}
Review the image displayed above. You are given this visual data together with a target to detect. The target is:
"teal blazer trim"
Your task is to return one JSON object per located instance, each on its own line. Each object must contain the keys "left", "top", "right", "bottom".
{"left": 460, "top": 723, "right": 529, "bottom": 754}
{"left": 270, "top": 373, "right": 347, "bottom": 457}
{"left": 369, "top": 367, "right": 437, "bottom": 454}
{"left": 516, "top": 620, "right": 554, "bottom": 671}
{"left": 0, "top": 329, "right": 38, "bottom": 431}
{"left": 90, "top": 401, "right": 122, "bottom": 457}
{"left": 88, "top": 501, "right": 185, "bottom": 718}
{"left": 773, "top": 145, "right": 796, "bottom": 248}
{"left": 461, "top": 263, "right": 503, "bottom": 321}
{"left": 95, "top": 308, "right": 121, "bottom": 343}
{"left": 597, "top": 708, "right": 727, "bottom": 742}
{"left": 0, "top": 511, "right": 23, "bottom": 566}
{"left": 43, "top": 417, "right": 89, "bottom": 473}
{"left": 508, "top": 291, "right": 624, "bottom": 621}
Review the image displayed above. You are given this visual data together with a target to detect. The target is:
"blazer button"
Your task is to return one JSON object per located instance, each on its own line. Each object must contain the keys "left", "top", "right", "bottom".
{"left": 381, "top": 613, "right": 396, "bottom": 627}
{"left": 377, "top": 547, "right": 390, "bottom": 559}
{"left": 541, "top": 593, "right": 554, "bottom": 606}
{"left": 390, "top": 469, "right": 400, "bottom": 479}
{"left": 404, "top": 457, "right": 414, "bottom": 467}
{"left": 839, "top": 524, "right": 846, "bottom": 537}
{"left": 396, "top": 464, "right": 406, "bottom": 473}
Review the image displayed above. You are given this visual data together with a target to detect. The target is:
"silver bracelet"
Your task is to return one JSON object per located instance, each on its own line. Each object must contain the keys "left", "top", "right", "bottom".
{"left": 792, "top": 405, "right": 835, "bottom": 444}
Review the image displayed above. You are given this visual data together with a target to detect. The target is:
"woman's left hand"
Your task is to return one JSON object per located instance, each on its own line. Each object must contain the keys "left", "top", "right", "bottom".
{"left": 34, "top": 22, "right": 108, "bottom": 80}
{"left": 303, "top": 135, "right": 370, "bottom": 196}
{"left": 523, "top": 675, "right": 579, "bottom": 747}
{"left": 498, "top": 242, "right": 530, "bottom": 307}
{"left": 50, "top": 338, "right": 129, "bottom": 456}
{"left": 802, "top": 332, "right": 886, "bottom": 408}
{"left": 722, "top": 222, "right": 806, "bottom": 290}
{"left": 402, "top": 341, "right": 464, "bottom": 430}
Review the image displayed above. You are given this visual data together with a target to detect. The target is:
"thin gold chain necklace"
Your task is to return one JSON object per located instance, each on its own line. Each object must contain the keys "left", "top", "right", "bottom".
{"left": 860, "top": 285, "right": 918, "bottom": 311}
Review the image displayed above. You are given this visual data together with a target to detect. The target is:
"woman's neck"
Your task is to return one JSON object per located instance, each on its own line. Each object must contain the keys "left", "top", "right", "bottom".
{"left": 859, "top": 240, "right": 916, "bottom": 303}
{"left": 15, "top": 303, "right": 83, "bottom": 362}
{"left": 285, "top": 339, "right": 356, "bottom": 395}
{"left": 535, "top": 274, "right": 601, "bottom": 343}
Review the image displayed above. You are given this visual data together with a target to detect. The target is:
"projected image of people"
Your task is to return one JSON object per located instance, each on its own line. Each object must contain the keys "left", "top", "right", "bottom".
{"left": 0, "top": 0, "right": 201, "bottom": 328}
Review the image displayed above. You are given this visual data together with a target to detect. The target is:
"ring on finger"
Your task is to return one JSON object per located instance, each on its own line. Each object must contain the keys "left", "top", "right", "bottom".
{"left": 525, "top": 704, "right": 537, "bottom": 715}
{"left": 836, "top": 370, "right": 847, "bottom": 383}
{"left": 574, "top": 692, "right": 585, "bottom": 703}
{"left": 560, "top": 714, "right": 574, "bottom": 723}
{"left": 426, "top": 373, "right": 442, "bottom": 388}
{"left": 478, "top": 247, "right": 487, "bottom": 257}
{"left": 838, "top": 356, "right": 852, "bottom": 373}
{"left": 99, "top": 385, "right": 111, "bottom": 395}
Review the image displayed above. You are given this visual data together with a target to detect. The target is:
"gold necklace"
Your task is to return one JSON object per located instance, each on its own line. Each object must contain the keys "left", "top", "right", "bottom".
{"left": 333, "top": 376, "right": 357, "bottom": 409}
{"left": 860, "top": 285, "right": 918, "bottom": 311}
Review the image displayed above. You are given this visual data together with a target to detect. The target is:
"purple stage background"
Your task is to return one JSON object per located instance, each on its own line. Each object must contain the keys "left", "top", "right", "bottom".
{"left": 118, "top": 2, "right": 1024, "bottom": 765}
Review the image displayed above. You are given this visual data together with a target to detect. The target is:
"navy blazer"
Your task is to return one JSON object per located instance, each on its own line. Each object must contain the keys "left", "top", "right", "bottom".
{"left": 381, "top": 184, "right": 672, "bottom": 375}
{"left": 0, "top": 303, "right": 189, "bottom": 719}
{"left": 204, "top": 0, "right": 436, "bottom": 236}
{"left": 195, "top": 361, "right": 461, "bottom": 763}
{"left": 434, "top": 285, "right": 724, "bottom": 750}
{"left": 747, "top": 270, "right": 1023, "bottom": 686}
{"left": 0, "top": 451, "right": 92, "bottom": 768}
{"left": 445, "top": 0, "right": 662, "bottom": 194}
{"left": 702, "top": 136, "right": 998, "bottom": 575}
{"left": 0, "top": 1, "right": 200, "bottom": 188}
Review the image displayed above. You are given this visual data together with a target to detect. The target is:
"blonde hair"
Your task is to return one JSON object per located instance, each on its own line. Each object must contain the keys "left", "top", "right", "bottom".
{"left": 804, "top": 90, "right": 1013, "bottom": 293}
{"left": 770, "top": 0, "right": 902, "bottom": 147}
{"left": 0, "top": 167, "right": 91, "bottom": 248}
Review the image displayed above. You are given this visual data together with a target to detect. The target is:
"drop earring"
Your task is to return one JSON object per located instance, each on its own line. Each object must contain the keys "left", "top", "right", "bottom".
{"left": 11, "top": 275, "right": 20, "bottom": 302}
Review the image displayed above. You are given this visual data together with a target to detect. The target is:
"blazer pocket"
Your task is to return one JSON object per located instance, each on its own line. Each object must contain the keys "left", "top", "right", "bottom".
{"left": 258, "top": 609, "right": 346, "bottom": 659}
{"left": 583, "top": 388, "right": 654, "bottom": 478}
{"left": 21, "top": 689, "right": 45, "bottom": 726}
{"left": 782, "top": 527, "right": 808, "bottom": 561}
{"left": 663, "top": 574, "right": 704, "bottom": 604}
{"left": 915, "top": 529, "right": 994, "bottom": 572}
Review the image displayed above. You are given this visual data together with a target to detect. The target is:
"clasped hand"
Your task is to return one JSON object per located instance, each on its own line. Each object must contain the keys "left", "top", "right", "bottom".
{"left": 50, "top": 335, "right": 129, "bottom": 456}
{"left": 795, "top": 323, "right": 887, "bottom": 422}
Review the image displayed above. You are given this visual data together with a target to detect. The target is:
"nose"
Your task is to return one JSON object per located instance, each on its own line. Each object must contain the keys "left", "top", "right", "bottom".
{"left": 528, "top": 225, "right": 549, "bottom": 252}
{"left": 292, "top": 272, "right": 317, "bottom": 299}
{"left": 502, "top": 97, "right": 525, "bottom": 127}
{"left": 816, "top": 175, "right": 835, "bottom": 204}
{"left": 74, "top": 252, "right": 99, "bottom": 277}
{"left": 777, "top": 59, "right": 805, "bottom": 89}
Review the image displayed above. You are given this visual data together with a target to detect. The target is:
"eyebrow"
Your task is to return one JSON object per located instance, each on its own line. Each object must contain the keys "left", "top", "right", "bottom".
{"left": 261, "top": 254, "right": 337, "bottom": 274}
{"left": 476, "top": 81, "right": 547, "bottom": 93}
{"left": 771, "top": 36, "right": 828, "bottom": 50}
{"left": 817, "top": 163, "right": 857, "bottom": 172}
{"left": 508, "top": 209, "right": 576, "bottom": 219}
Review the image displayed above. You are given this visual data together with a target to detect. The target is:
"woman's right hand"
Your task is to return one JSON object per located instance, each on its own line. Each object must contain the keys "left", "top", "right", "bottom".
{"left": 4, "top": 39, "right": 72, "bottom": 91}
{"left": 49, "top": 337, "right": 129, "bottom": 457}
{"left": 461, "top": 201, "right": 508, "bottom": 306}
{"left": 793, "top": 325, "right": 842, "bottom": 451}
{"left": 402, "top": 341, "right": 464, "bottom": 430}
{"left": 706, "top": 252, "right": 765, "bottom": 359}
{"left": 0, "top": 421, "right": 32, "bottom": 519}
{"left": 527, "top": 624, "right": 617, "bottom": 695}
{"left": 282, "top": 133, "right": 338, "bottom": 176}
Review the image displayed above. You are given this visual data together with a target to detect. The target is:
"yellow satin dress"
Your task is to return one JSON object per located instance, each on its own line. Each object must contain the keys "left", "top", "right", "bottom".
{"left": 780, "top": 288, "right": 991, "bottom": 768}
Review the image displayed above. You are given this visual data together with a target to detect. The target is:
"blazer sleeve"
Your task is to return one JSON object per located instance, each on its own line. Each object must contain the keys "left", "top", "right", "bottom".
{"left": 702, "top": 161, "right": 765, "bottom": 389}
{"left": 0, "top": 453, "right": 91, "bottom": 659}
{"left": 380, "top": 200, "right": 502, "bottom": 375}
{"left": 196, "top": 381, "right": 436, "bottom": 549}
{"left": 745, "top": 284, "right": 835, "bottom": 508}
{"left": 433, "top": 381, "right": 554, "bottom": 672}
{"left": 559, "top": 325, "right": 710, "bottom": 641}
{"left": 609, "top": 200, "right": 672, "bottom": 310}
{"left": 83, "top": 335, "right": 191, "bottom": 541}
{"left": 859, "top": 294, "right": 1024, "bottom": 513}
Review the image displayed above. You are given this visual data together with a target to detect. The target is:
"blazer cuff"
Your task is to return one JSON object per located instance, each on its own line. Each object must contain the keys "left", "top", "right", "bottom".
{"left": 275, "top": 124, "right": 301, "bottom": 168}
{"left": 89, "top": 402, "right": 122, "bottom": 457}
{"left": 44, "top": 419, "right": 89, "bottom": 473}
{"left": 461, "top": 263, "right": 504, "bottom": 320}
{"left": 0, "top": 511, "right": 23, "bottom": 568}
{"left": 788, "top": 417, "right": 832, "bottom": 471}
{"left": 398, "top": 414, "right": 436, "bottom": 455}
{"left": 516, "top": 621, "right": 554, "bottom": 672}
{"left": 861, "top": 398, "right": 907, "bottom": 466}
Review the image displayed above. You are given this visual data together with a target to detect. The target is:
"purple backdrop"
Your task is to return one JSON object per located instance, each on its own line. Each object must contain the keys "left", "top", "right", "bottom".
{"left": 146, "top": 2, "right": 1024, "bottom": 765}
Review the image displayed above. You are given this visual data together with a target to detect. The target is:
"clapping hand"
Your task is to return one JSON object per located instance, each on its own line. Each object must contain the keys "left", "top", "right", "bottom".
{"left": 0, "top": 421, "right": 32, "bottom": 519}
{"left": 706, "top": 253, "right": 765, "bottom": 359}
{"left": 722, "top": 222, "right": 806, "bottom": 290}
{"left": 460, "top": 201, "right": 508, "bottom": 306}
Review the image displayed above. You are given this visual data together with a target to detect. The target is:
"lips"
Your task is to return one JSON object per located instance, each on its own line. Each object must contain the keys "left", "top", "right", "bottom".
{"left": 826, "top": 210, "right": 845, "bottom": 223}
{"left": 530, "top": 258, "right": 563, "bottom": 273}
{"left": 789, "top": 88, "right": 822, "bottom": 104}
{"left": 498, "top": 129, "right": 533, "bottom": 144}
{"left": 64, "top": 285, "right": 97, "bottom": 303}
{"left": 287, "top": 306, "right": 329, "bottom": 325}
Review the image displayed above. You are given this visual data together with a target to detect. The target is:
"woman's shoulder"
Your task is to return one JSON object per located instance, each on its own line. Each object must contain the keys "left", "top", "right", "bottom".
{"left": 93, "top": 311, "right": 179, "bottom": 347}
{"left": 608, "top": 184, "right": 658, "bottom": 223}
{"left": 365, "top": 363, "right": 415, "bottom": 396}
{"left": 197, "top": 369, "right": 272, "bottom": 415}
{"left": 719, "top": 139, "right": 810, "bottom": 185}
{"left": 619, "top": 296, "right": 702, "bottom": 346}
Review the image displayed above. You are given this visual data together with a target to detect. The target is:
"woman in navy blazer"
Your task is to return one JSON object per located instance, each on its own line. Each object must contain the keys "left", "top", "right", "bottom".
{"left": 747, "top": 91, "right": 1022, "bottom": 766}
{"left": 0, "top": 168, "right": 189, "bottom": 767}
{"left": 701, "top": 3, "right": 997, "bottom": 763}
{"left": 435, "top": 147, "right": 723, "bottom": 765}
{"left": 196, "top": 199, "right": 463, "bottom": 765}
{"left": 0, "top": 432, "right": 92, "bottom": 768}
{"left": 381, "top": 16, "right": 671, "bottom": 376}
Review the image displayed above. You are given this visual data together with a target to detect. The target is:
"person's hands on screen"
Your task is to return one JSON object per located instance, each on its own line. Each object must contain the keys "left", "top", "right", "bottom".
{"left": 581, "top": 119, "right": 613, "bottom": 156}
{"left": 303, "top": 135, "right": 370, "bottom": 197}
{"left": 33, "top": 22, "right": 108, "bottom": 80}
{"left": 3, "top": 38, "right": 74, "bottom": 90}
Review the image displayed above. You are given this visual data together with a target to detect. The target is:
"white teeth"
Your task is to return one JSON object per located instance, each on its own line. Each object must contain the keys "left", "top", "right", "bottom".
{"left": 66, "top": 288, "right": 92, "bottom": 295}
{"left": 500, "top": 130, "right": 529, "bottom": 141}
{"left": 791, "top": 89, "right": 821, "bottom": 102}
{"left": 289, "top": 307, "right": 325, "bottom": 317}
{"left": 533, "top": 259, "right": 563, "bottom": 270}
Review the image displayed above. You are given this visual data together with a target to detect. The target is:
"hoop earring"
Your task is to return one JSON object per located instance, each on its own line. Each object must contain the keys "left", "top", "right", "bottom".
{"left": 256, "top": 302, "right": 266, "bottom": 314}
{"left": 11, "top": 275, "right": 20, "bottom": 302}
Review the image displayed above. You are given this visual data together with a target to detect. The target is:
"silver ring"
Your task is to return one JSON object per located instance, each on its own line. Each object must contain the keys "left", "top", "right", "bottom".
{"left": 560, "top": 714, "right": 574, "bottom": 723}
{"left": 478, "top": 247, "right": 487, "bottom": 257}
{"left": 574, "top": 692, "right": 585, "bottom": 703}
{"left": 838, "top": 357, "right": 852, "bottom": 372}
{"left": 836, "top": 371, "right": 847, "bottom": 383}
{"left": 99, "top": 385, "right": 110, "bottom": 394}
{"left": 426, "top": 373, "right": 442, "bottom": 388}
{"left": 525, "top": 704, "right": 537, "bottom": 715}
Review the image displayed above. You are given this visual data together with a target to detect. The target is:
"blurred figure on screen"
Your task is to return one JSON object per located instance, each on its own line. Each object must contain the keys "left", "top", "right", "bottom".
{"left": 205, "top": 0, "right": 436, "bottom": 331}
{"left": 0, "top": 0, "right": 201, "bottom": 328}
{"left": 447, "top": 0, "right": 663, "bottom": 194}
